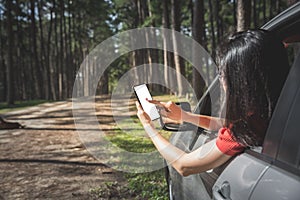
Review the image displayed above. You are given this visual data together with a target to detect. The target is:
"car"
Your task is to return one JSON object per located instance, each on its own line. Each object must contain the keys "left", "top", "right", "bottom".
{"left": 164, "top": 2, "right": 300, "bottom": 200}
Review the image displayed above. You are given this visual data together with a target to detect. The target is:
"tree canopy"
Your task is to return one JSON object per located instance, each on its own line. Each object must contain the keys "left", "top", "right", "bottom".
{"left": 0, "top": 0, "right": 295, "bottom": 103}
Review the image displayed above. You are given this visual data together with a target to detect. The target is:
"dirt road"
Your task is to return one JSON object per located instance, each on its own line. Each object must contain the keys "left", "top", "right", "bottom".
{"left": 0, "top": 97, "right": 132, "bottom": 199}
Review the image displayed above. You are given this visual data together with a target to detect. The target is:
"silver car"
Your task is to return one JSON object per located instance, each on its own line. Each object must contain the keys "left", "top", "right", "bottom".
{"left": 164, "top": 2, "right": 300, "bottom": 200}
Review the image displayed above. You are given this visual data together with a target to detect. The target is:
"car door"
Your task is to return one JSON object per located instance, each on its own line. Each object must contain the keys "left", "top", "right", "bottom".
{"left": 165, "top": 77, "right": 223, "bottom": 200}
{"left": 212, "top": 152, "right": 270, "bottom": 200}
{"left": 213, "top": 29, "right": 300, "bottom": 200}
{"left": 166, "top": 3, "right": 300, "bottom": 200}
{"left": 249, "top": 41, "right": 300, "bottom": 200}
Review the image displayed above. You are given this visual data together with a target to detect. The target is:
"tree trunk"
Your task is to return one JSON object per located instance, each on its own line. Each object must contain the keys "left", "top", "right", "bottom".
{"left": 136, "top": 0, "right": 147, "bottom": 83}
{"left": 253, "top": 0, "right": 258, "bottom": 28}
{"left": 37, "top": 1, "right": 50, "bottom": 100}
{"left": 6, "top": 0, "right": 14, "bottom": 105}
{"left": 215, "top": 0, "right": 222, "bottom": 43}
{"left": 0, "top": 10, "right": 6, "bottom": 101}
{"left": 233, "top": 0, "right": 237, "bottom": 27}
{"left": 59, "top": 0, "right": 64, "bottom": 99}
{"left": 130, "top": 0, "right": 140, "bottom": 83}
{"left": 147, "top": 0, "right": 160, "bottom": 92}
{"left": 162, "top": 0, "right": 173, "bottom": 92}
{"left": 54, "top": 0, "right": 60, "bottom": 100}
{"left": 67, "top": 0, "right": 74, "bottom": 97}
{"left": 192, "top": 0, "right": 206, "bottom": 100}
{"left": 30, "top": 0, "right": 42, "bottom": 99}
{"left": 171, "top": 0, "right": 185, "bottom": 96}
{"left": 236, "top": 0, "right": 251, "bottom": 31}
{"left": 208, "top": 0, "right": 216, "bottom": 59}
{"left": 62, "top": 1, "right": 69, "bottom": 98}
{"left": 48, "top": 0, "right": 57, "bottom": 100}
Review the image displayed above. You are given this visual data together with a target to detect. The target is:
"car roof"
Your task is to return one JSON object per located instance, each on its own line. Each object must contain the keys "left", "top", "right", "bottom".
{"left": 262, "top": 2, "right": 300, "bottom": 41}
{"left": 262, "top": 2, "right": 300, "bottom": 31}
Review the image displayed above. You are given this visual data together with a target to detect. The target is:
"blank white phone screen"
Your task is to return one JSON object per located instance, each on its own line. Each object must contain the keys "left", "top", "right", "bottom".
{"left": 134, "top": 84, "right": 160, "bottom": 121}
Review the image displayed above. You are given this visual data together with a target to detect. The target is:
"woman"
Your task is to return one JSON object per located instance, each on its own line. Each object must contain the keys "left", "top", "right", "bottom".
{"left": 136, "top": 29, "right": 289, "bottom": 177}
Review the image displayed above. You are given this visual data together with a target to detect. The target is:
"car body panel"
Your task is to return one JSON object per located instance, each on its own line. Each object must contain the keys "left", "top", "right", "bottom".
{"left": 212, "top": 34, "right": 300, "bottom": 200}
{"left": 250, "top": 166, "right": 300, "bottom": 200}
{"left": 169, "top": 170, "right": 210, "bottom": 200}
{"left": 213, "top": 154, "right": 270, "bottom": 200}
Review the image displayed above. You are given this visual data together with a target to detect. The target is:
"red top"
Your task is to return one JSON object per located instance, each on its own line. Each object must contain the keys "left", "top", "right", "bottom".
{"left": 216, "top": 127, "right": 246, "bottom": 156}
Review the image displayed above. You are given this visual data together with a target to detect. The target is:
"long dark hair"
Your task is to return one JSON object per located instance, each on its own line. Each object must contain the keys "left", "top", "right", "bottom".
{"left": 217, "top": 29, "right": 289, "bottom": 146}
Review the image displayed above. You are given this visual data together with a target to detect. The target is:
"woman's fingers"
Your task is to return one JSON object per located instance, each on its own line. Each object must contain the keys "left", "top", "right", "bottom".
{"left": 135, "top": 101, "right": 142, "bottom": 109}
{"left": 135, "top": 101, "right": 142, "bottom": 114}
{"left": 147, "top": 99, "right": 160, "bottom": 104}
{"left": 145, "top": 99, "right": 182, "bottom": 120}
{"left": 136, "top": 101, "right": 144, "bottom": 116}
{"left": 159, "top": 109, "right": 169, "bottom": 117}
{"left": 147, "top": 99, "right": 165, "bottom": 109}
{"left": 147, "top": 99, "right": 171, "bottom": 111}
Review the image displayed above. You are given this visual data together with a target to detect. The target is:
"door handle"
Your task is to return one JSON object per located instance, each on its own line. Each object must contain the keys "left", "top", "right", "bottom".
{"left": 212, "top": 181, "right": 231, "bottom": 200}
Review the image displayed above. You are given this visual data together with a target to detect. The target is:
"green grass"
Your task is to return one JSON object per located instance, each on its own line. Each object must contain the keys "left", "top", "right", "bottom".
{"left": 98, "top": 94, "right": 191, "bottom": 199}
{"left": 0, "top": 100, "right": 49, "bottom": 114}
{"left": 124, "top": 170, "right": 168, "bottom": 200}
{"left": 102, "top": 116, "right": 169, "bottom": 199}
{"left": 106, "top": 117, "right": 154, "bottom": 152}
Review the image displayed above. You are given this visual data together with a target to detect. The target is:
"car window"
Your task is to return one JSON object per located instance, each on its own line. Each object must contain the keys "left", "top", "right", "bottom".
{"left": 260, "top": 37, "right": 300, "bottom": 157}
{"left": 276, "top": 85, "right": 300, "bottom": 169}
{"left": 277, "top": 42, "right": 300, "bottom": 170}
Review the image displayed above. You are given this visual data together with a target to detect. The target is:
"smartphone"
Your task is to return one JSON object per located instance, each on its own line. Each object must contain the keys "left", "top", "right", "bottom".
{"left": 133, "top": 84, "right": 160, "bottom": 121}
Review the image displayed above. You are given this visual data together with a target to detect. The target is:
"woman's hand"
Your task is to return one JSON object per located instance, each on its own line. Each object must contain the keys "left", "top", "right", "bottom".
{"left": 147, "top": 100, "right": 185, "bottom": 123}
{"left": 136, "top": 101, "right": 152, "bottom": 127}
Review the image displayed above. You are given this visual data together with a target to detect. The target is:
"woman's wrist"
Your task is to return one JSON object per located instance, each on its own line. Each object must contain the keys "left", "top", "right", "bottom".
{"left": 180, "top": 110, "right": 189, "bottom": 123}
{"left": 143, "top": 124, "right": 158, "bottom": 138}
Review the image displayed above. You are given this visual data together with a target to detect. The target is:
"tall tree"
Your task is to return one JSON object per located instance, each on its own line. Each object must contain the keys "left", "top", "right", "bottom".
{"left": 6, "top": 0, "right": 14, "bottom": 105}
{"left": 0, "top": 0, "right": 293, "bottom": 102}
{"left": 0, "top": 1, "right": 6, "bottom": 102}
{"left": 171, "top": 0, "right": 185, "bottom": 96}
{"left": 192, "top": 0, "right": 206, "bottom": 100}
{"left": 59, "top": 0, "right": 65, "bottom": 99}
{"left": 47, "top": 0, "right": 57, "bottom": 100}
{"left": 37, "top": 0, "right": 50, "bottom": 100}
{"left": 208, "top": 0, "right": 216, "bottom": 59}
{"left": 253, "top": 0, "right": 258, "bottom": 28}
{"left": 162, "top": 0, "right": 174, "bottom": 91}
{"left": 30, "top": 0, "right": 43, "bottom": 99}
{"left": 236, "top": 0, "right": 251, "bottom": 31}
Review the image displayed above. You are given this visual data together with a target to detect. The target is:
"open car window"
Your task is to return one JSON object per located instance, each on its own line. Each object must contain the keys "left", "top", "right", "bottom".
{"left": 276, "top": 41, "right": 300, "bottom": 172}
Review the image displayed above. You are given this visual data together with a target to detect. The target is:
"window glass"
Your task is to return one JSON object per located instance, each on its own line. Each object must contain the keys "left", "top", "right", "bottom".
{"left": 277, "top": 42, "right": 300, "bottom": 169}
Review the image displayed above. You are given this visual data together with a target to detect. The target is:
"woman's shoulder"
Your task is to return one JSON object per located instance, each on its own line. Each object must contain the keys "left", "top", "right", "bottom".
{"left": 216, "top": 127, "right": 246, "bottom": 156}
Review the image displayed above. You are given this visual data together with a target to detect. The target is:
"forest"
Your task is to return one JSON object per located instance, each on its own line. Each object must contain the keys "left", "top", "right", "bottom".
{"left": 0, "top": 0, "right": 298, "bottom": 104}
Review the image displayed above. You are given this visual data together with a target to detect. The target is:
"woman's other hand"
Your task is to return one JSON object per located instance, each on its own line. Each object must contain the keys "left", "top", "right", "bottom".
{"left": 147, "top": 100, "right": 185, "bottom": 123}
{"left": 136, "top": 101, "right": 152, "bottom": 127}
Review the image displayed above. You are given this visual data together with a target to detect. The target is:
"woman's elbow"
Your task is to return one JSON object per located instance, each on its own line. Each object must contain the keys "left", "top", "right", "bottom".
{"left": 173, "top": 161, "right": 215, "bottom": 177}
{"left": 180, "top": 169, "right": 191, "bottom": 177}
{"left": 174, "top": 164, "right": 192, "bottom": 177}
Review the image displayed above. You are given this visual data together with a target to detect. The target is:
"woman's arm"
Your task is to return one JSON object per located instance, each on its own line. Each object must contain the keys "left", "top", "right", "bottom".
{"left": 137, "top": 102, "right": 231, "bottom": 176}
{"left": 182, "top": 112, "right": 224, "bottom": 131}
{"left": 148, "top": 100, "right": 224, "bottom": 131}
